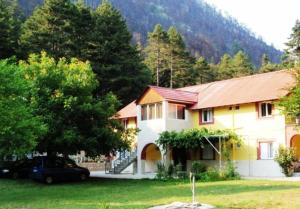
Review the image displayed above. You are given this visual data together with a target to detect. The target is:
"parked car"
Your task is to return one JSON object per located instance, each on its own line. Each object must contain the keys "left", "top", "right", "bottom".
{"left": 0, "top": 160, "right": 14, "bottom": 178}
{"left": 31, "top": 156, "right": 90, "bottom": 184}
{"left": 9, "top": 158, "right": 34, "bottom": 179}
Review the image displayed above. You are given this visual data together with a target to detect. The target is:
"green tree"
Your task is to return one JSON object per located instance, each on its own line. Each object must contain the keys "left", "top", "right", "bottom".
{"left": 0, "top": 0, "right": 22, "bottom": 59}
{"left": 20, "top": 0, "right": 78, "bottom": 59}
{"left": 231, "top": 50, "right": 254, "bottom": 77}
{"left": 144, "top": 24, "right": 169, "bottom": 86}
{"left": 193, "top": 56, "right": 214, "bottom": 84}
{"left": 217, "top": 53, "right": 233, "bottom": 80}
{"left": 259, "top": 54, "right": 278, "bottom": 73}
{"left": 20, "top": 52, "right": 128, "bottom": 156}
{"left": 166, "top": 27, "right": 194, "bottom": 88}
{"left": 0, "top": 59, "right": 46, "bottom": 158}
{"left": 286, "top": 20, "right": 300, "bottom": 62}
{"left": 87, "top": 0, "right": 151, "bottom": 105}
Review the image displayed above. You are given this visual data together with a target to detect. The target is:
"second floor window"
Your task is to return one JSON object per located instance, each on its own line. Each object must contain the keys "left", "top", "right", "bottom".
{"left": 260, "top": 102, "right": 273, "bottom": 117}
{"left": 168, "top": 103, "right": 185, "bottom": 120}
{"left": 201, "top": 108, "right": 213, "bottom": 124}
{"left": 141, "top": 103, "right": 162, "bottom": 120}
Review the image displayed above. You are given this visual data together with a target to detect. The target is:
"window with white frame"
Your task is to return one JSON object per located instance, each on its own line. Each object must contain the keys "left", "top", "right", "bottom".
{"left": 122, "top": 119, "right": 128, "bottom": 129}
{"left": 201, "top": 108, "right": 213, "bottom": 123}
{"left": 260, "top": 102, "right": 273, "bottom": 117}
{"left": 141, "top": 103, "right": 163, "bottom": 120}
{"left": 259, "top": 142, "right": 275, "bottom": 159}
{"left": 168, "top": 103, "right": 185, "bottom": 120}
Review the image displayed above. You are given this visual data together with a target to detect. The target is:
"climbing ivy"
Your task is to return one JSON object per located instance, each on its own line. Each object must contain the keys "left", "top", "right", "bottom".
{"left": 156, "top": 128, "right": 241, "bottom": 151}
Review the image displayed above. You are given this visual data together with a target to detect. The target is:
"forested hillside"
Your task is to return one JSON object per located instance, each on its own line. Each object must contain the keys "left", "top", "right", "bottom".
{"left": 19, "top": 0, "right": 282, "bottom": 67}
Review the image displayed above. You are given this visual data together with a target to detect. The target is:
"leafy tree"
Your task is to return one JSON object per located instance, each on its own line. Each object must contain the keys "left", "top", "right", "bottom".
{"left": 192, "top": 56, "right": 214, "bottom": 84}
{"left": 0, "top": 0, "right": 22, "bottom": 59}
{"left": 20, "top": 0, "right": 78, "bottom": 59}
{"left": 286, "top": 20, "right": 300, "bottom": 62}
{"left": 87, "top": 0, "right": 151, "bottom": 105}
{"left": 144, "top": 24, "right": 169, "bottom": 86}
{"left": 20, "top": 52, "right": 128, "bottom": 157}
{"left": 0, "top": 59, "right": 46, "bottom": 158}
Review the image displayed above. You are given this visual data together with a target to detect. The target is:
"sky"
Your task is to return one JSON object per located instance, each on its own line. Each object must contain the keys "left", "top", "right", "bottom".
{"left": 204, "top": 0, "right": 300, "bottom": 50}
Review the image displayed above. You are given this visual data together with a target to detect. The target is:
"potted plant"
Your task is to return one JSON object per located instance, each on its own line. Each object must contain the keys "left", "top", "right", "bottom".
{"left": 275, "top": 145, "right": 297, "bottom": 177}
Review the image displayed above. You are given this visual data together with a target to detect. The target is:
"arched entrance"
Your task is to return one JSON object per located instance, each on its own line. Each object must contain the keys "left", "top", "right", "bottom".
{"left": 141, "top": 143, "right": 162, "bottom": 173}
{"left": 291, "top": 135, "right": 300, "bottom": 160}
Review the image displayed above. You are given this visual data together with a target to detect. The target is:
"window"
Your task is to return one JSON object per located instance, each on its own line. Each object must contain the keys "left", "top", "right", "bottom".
{"left": 141, "top": 103, "right": 162, "bottom": 120}
{"left": 141, "top": 105, "right": 147, "bottom": 120}
{"left": 122, "top": 119, "right": 128, "bottom": 129}
{"left": 201, "top": 108, "right": 213, "bottom": 124}
{"left": 168, "top": 103, "right": 186, "bottom": 120}
{"left": 259, "top": 142, "right": 275, "bottom": 159}
{"left": 149, "top": 104, "right": 155, "bottom": 120}
{"left": 260, "top": 102, "right": 273, "bottom": 117}
{"left": 201, "top": 144, "right": 215, "bottom": 160}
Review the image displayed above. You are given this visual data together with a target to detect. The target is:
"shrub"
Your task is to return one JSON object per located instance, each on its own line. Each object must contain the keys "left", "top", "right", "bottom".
{"left": 222, "top": 160, "right": 240, "bottom": 179}
{"left": 199, "top": 167, "right": 223, "bottom": 181}
{"left": 156, "top": 162, "right": 167, "bottom": 180}
{"left": 191, "top": 161, "right": 207, "bottom": 174}
{"left": 167, "top": 164, "right": 175, "bottom": 178}
{"left": 275, "top": 145, "right": 297, "bottom": 177}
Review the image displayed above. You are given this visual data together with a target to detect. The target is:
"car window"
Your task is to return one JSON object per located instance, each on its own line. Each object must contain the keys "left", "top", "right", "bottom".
{"left": 64, "top": 159, "right": 77, "bottom": 168}
{"left": 45, "top": 158, "right": 65, "bottom": 168}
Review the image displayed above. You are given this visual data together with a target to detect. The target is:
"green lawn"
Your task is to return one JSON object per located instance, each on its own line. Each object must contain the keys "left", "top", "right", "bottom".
{"left": 1, "top": 178, "right": 300, "bottom": 209}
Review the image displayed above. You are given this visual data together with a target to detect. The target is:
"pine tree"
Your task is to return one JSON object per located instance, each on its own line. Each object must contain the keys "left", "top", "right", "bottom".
{"left": 193, "top": 56, "right": 214, "bottom": 84}
{"left": 217, "top": 53, "right": 233, "bottom": 80}
{"left": 144, "top": 24, "right": 169, "bottom": 86}
{"left": 166, "top": 27, "right": 194, "bottom": 88}
{"left": 0, "top": 0, "right": 22, "bottom": 59}
{"left": 231, "top": 50, "right": 254, "bottom": 77}
{"left": 20, "top": 0, "right": 78, "bottom": 59}
{"left": 87, "top": 0, "right": 151, "bottom": 105}
{"left": 259, "top": 54, "right": 278, "bottom": 73}
{"left": 286, "top": 20, "right": 300, "bottom": 62}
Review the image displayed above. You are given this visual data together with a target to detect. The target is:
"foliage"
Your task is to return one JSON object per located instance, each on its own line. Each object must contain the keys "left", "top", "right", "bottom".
{"left": 156, "top": 162, "right": 175, "bottom": 180}
{"left": 20, "top": 52, "right": 129, "bottom": 156}
{"left": 19, "top": 0, "right": 283, "bottom": 66}
{"left": 0, "top": 60, "right": 46, "bottom": 158}
{"left": 275, "top": 145, "right": 297, "bottom": 177}
{"left": 20, "top": 0, "right": 78, "bottom": 59}
{"left": 156, "top": 128, "right": 241, "bottom": 151}
{"left": 87, "top": 0, "right": 151, "bottom": 105}
{"left": 286, "top": 20, "right": 300, "bottom": 62}
{"left": 192, "top": 56, "right": 215, "bottom": 84}
{"left": 279, "top": 69, "right": 300, "bottom": 119}
{"left": 259, "top": 54, "right": 279, "bottom": 73}
{"left": 198, "top": 167, "right": 223, "bottom": 181}
{"left": 20, "top": 0, "right": 151, "bottom": 105}
{"left": 191, "top": 161, "right": 207, "bottom": 174}
{"left": 0, "top": 0, "right": 22, "bottom": 59}
{"left": 222, "top": 160, "right": 240, "bottom": 179}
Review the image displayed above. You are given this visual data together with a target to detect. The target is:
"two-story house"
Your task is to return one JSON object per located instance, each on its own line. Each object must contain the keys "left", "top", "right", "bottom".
{"left": 115, "top": 70, "right": 300, "bottom": 177}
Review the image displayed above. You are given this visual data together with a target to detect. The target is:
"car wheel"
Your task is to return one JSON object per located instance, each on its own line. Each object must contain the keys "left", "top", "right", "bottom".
{"left": 80, "top": 173, "right": 87, "bottom": 181}
{"left": 45, "top": 176, "right": 54, "bottom": 184}
{"left": 12, "top": 172, "right": 19, "bottom": 179}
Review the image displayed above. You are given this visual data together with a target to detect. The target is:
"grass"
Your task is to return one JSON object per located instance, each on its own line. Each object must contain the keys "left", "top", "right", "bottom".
{"left": 1, "top": 178, "right": 300, "bottom": 209}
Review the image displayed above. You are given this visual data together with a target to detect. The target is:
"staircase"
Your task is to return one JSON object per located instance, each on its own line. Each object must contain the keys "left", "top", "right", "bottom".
{"left": 106, "top": 150, "right": 137, "bottom": 174}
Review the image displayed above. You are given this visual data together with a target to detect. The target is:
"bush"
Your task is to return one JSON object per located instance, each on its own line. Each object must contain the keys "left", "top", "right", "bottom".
{"left": 191, "top": 161, "right": 207, "bottom": 173}
{"left": 199, "top": 167, "right": 223, "bottom": 181}
{"left": 275, "top": 145, "right": 297, "bottom": 177}
{"left": 222, "top": 160, "right": 240, "bottom": 179}
{"left": 156, "top": 162, "right": 175, "bottom": 180}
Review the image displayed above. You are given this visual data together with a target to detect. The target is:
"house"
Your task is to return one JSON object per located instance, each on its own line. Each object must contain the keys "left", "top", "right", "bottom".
{"left": 114, "top": 70, "right": 300, "bottom": 177}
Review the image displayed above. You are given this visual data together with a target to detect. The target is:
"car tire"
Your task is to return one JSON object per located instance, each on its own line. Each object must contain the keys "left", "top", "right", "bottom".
{"left": 12, "top": 172, "right": 19, "bottom": 179}
{"left": 45, "top": 176, "right": 54, "bottom": 184}
{"left": 80, "top": 173, "right": 87, "bottom": 181}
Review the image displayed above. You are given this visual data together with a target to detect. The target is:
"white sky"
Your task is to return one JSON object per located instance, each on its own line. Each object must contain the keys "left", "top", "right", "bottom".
{"left": 204, "top": 0, "right": 300, "bottom": 50}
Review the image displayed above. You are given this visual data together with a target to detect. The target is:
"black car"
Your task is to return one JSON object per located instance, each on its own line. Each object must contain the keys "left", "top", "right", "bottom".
{"left": 10, "top": 158, "right": 34, "bottom": 179}
{"left": 31, "top": 156, "right": 90, "bottom": 184}
{"left": 0, "top": 161, "right": 14, "bottom": 178}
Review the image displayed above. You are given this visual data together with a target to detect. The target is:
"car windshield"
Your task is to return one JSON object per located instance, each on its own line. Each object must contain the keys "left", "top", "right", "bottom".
{"left": 64, "top": 158, "right": 77, "bottom": 168}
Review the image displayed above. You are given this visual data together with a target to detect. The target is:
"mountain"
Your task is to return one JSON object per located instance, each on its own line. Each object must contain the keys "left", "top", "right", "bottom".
{"left": 18, "top": 0, "right": 282, "bottom": 67}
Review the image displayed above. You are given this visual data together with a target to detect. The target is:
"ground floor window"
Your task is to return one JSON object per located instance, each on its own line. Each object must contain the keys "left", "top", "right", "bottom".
{"left": 259, "top": 141, "right": 275, "bottom": 159}
{"left": 201, "top": 144, "right": 215, "bottom": 160}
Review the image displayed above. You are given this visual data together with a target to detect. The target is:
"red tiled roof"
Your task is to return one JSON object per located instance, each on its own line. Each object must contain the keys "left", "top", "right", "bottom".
{"left": 179, "top": 70, "right": 295, "bottom": 109}
{"left": 116, "top": 100, "right": 137, "bottom": 119}
{"left": 137, "top": 86, "right": 198, "bottom": 104}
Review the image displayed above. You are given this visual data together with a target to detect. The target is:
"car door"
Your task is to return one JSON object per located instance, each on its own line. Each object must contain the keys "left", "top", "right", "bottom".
{"left": 63, "top": 159, "right": 79, "bottom": 180}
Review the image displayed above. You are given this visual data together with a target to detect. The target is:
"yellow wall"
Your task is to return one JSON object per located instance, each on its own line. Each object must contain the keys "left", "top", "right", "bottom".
{"left": 192, "top": 103, "right": 286, "bottom": 161}
{"left": 138, "top": 89, "right": 163, "bottom": 105}
{"left": 145, "top": 144, "right": 162, "bottom": 160}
